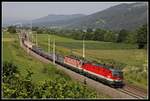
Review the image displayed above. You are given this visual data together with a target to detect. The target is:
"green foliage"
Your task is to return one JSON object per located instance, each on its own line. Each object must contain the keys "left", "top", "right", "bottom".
{"left": 25, "top": 69, "right": 34, "bottom": 80}
{"left": 116, "top": 29, "right": 129, "bottom": 43}
{"left": 3, "top": 61, "right": 20, "bottom": 83}
{"left": 7, "top": 26, "right": 16, "bottom": 33}
{"left": 2, "top": 61, "right": 34, "bottom": 98}
{"left": 32, "top": 27, "right": 44, "bottom": 34}
{"left": 125, "top": 31, "right": 137, "bottom": 44}
{"left": 49, "top": 24, "right": 148, "bottom": 47}
{"left": 41, "top": 64, "right": 71, "bottom": 81}
{"left": 36, "top": 79, "right": 97, "bottom": 98}
{"left": 37, "top": 29, "right": 43, "bottom": 34}
{"left": 104, "top": 30, "right": 116, "bottom": 42}
{"left": 124, "top": 65, "right": 148, "bottom": 89}
{"left": 136, "top": 24, "right": 147, "bottom": 49}
{"left": 2, "top": 61, "right": 100, "bottom": 98}
{"left": 32, "top": 27, "right": 39, "bottom": 31}
{"left": 92, "top": 29, "right": 105, "bottom": 41}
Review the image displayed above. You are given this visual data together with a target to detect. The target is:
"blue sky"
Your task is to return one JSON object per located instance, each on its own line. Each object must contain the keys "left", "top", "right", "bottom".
{"left": 2, "top": 2, "right": 137, "bottom": 21}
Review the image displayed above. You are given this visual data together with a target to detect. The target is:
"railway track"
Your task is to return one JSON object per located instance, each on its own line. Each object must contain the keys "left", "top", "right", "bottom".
{"left": 117, "top": 88, "right": 146, "bottom": 99}
{"left": 117, "top": 83, "right": 148, "bottom": 99}
{"left": 18, "top": 33, "right": 148, "bottom": 99}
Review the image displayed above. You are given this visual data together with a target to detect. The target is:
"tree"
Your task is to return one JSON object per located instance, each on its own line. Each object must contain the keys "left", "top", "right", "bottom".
{"left": 136, "top": 24, "right": 147, "bottom": 49}
{"left": 104, "top": 30, "right": 116, "bottom": 42}
{"left": 84, "top": 32, "right": 93, "bottom": 40}
{"left": 116, "top": 29, "right": 128, "bottom": 43}
{"left": 7, "top": 26, "right": 16, "bottom": 33}
{"left": 86, "top": 28, "right": 93, "bottom": 33}
{"left": 125, "top": 31, "right": 137, "bottom": 44}
{"left": 93, "top": 29, "right": 105, "bottom": 41}
{"left": 32, "top": 27, "right": 39, "bottom": 31}
{"left": 37, "top": 28, "right": 43, "bottom": 34}
{"left": 3, "top": 61, "right": 19, "bottom": 83}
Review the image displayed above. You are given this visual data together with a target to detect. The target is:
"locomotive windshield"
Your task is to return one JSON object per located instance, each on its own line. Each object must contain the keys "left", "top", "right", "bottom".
{"left": 112, "top": 70, "right": 123, "bottom": 78}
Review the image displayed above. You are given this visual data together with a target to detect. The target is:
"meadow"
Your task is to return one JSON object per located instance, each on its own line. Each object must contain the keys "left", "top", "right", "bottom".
{"left": 30, "top": 33, "right": 148, "bottom": 89}
{"left": 2, "top": 32, "right": 110, "bottom": 98}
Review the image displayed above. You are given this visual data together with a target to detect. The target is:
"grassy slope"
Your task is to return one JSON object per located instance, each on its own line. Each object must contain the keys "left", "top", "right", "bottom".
{"left": 3, "top": 32, "right": 54, "bottom": 83}
{"left": 32, "top": 34, "right": 147, "bottom": 67}
{"left": 2, "top": 32, "right": 110, "bottom": 98}
{"left": 30, "top": 33, "right": 148, "bottom": 89}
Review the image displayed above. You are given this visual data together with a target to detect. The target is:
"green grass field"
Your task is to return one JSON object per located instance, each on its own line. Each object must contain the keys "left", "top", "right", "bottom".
{"left": 3, "top": 32, "right": 56, "bottom": 83}
{"left": 30, "top": 33, "right": 147, "bottom": 67}
{"left": 2, "top": 32, "right": 111, "bottom": 98}
{"left": 30, "top": 33, "right": 148, "bottom": 89}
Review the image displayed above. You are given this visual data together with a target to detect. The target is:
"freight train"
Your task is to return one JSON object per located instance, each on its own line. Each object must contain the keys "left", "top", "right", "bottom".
{"left": 21, "top": 32, "right": 124, "bottom": 88}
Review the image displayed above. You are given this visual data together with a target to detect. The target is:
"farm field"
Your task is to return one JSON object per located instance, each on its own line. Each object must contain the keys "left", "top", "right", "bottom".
{"left": 2, "top": 32, "right": 110, "bottom": 98}
{"left": 30, "top": 33, "right": 148, "bottom": 90}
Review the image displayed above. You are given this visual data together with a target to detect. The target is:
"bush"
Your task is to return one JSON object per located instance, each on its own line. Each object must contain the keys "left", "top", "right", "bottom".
{"left": 2, "top": 61, "right": 99, "bottom": 98}
{"left": 7, "top": 26, "right": 16, "bottom": 33}
{"left": 42, "top": 67, "right": 48, "bottom": 74}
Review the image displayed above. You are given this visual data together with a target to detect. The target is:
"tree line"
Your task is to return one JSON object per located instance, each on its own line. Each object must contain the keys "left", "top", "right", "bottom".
{"left": 6, "top": 24, "right": 147, "bottom": 49}
{"left": 53, "top": 24, "right": 147, "bottom": 49}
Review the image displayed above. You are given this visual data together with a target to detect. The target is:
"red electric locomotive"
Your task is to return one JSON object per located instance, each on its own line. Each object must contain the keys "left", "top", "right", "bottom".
{"left": 81, "top": 63, "right": 123, "bottom": 87}
{"left": 64, "top": 56, "right": 123, "bottom": 87}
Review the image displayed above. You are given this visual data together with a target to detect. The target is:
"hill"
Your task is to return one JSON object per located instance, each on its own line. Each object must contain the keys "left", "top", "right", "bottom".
{"left": 66, "top": 3, "right": 148, "bottom": 31}
{"left": 31, "top": 14, "right": 86, "bottom": 27}
{"left": 31, "top": 3, "right": 148, "bottom": 31}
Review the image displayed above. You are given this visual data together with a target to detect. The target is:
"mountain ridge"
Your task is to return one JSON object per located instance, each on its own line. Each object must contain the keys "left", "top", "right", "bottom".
{"left": 3, "top": 3, "right": 148, "bottom": 31}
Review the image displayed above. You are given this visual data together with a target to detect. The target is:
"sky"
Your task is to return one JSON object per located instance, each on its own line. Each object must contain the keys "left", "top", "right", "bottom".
{"left": 2, "top": 2, "right": 137, "bottom": 22}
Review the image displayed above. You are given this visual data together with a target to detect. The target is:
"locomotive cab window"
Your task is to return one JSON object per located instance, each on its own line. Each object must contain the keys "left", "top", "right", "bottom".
{"left": 112, "top": 70, "right": 123, "bottom": 77}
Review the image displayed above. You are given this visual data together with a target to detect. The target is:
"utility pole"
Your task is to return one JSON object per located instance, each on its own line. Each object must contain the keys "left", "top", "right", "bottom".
{"left": 19, "top": 23, "right": 23, "bottom": 46}
{"left": 83, "top": 38, "right": 85, "bottom": 58}
{"left": 31, "top": 20, "right": 33, "bottom": 43}
{"left": 48, "top": 34, "right": 50, "bottom": 53}
{"left": 83, "top": 29, "right": 86, "bottom": 58}
{"left": 32, "top": 31, "right": 33, "bottom": 43}
{"left": 27, "top": 31, "right": 29, "bottom": 54}
{"left": 53, "top": 37, "right": 55, "bottom": 65}
{"left": 36, "top": 31, "right": 38, "bottom": 46}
